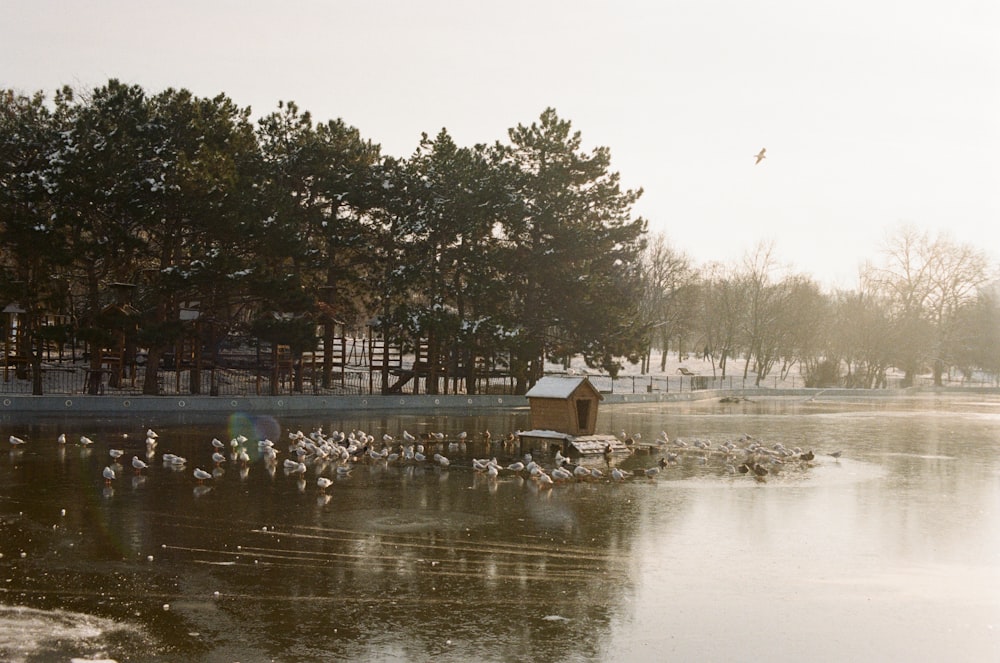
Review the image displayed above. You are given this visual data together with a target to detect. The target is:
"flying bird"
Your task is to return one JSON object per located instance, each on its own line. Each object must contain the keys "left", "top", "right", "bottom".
{"left": 754, "top": 148, "right": 766, "bottom": 165}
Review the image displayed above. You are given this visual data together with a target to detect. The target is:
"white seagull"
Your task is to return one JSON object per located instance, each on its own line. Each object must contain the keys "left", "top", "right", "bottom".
{"left": 9, "top": 435, "right": 26, "bottom": 446}
{"left": 754, "top": 147, "right": 766, "bottom": 164}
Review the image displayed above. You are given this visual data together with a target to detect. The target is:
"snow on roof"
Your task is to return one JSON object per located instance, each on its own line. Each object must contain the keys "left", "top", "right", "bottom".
{"left": 525, "top": 376, "right": 596, "bottom": 400}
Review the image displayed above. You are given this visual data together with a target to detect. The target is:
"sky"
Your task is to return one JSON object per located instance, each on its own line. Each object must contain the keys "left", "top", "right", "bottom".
{"left": 3, "top": 0, "right": 998, "bottom": 290}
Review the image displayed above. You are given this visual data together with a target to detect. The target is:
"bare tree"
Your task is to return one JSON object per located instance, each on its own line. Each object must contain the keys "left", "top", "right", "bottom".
{"left": 696, "top": 262, "right": 745, "bottom": 379}
{"left": 868, "top": 226, "right": 993, "bottom": 386}
{"left": 738, "top": 242, "right": 780, "bottom": 385}
{"left": 637, "top": 232, "right": 696, "bottom": 372}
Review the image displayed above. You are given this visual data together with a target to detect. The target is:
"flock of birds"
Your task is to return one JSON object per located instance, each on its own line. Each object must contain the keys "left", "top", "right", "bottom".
{"left": 8, "top": 427, "right": 843, "bottom": 493}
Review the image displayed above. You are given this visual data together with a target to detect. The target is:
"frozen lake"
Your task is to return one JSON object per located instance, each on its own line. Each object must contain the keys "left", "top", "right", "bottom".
{"left": 1, "top": 392, "right": 999, "bottom": 662}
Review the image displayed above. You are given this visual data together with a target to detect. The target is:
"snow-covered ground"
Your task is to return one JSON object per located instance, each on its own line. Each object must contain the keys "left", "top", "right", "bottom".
{"left": 1, "top": 349, "right": 993, "bottom": 397}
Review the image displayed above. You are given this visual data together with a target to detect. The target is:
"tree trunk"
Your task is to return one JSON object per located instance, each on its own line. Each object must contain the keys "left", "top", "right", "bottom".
{"left": 143, "top": 347, "right": 164, "bottom": 395}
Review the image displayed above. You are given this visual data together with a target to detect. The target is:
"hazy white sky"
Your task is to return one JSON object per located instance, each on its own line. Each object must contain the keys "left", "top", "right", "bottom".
{"left": 3, "top": 0, "right": 998, "bottom": 289}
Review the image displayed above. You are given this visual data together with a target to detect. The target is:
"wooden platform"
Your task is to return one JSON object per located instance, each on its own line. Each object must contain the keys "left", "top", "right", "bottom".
{"left": 516, "top": 430, "right": 631, "bottom": 457}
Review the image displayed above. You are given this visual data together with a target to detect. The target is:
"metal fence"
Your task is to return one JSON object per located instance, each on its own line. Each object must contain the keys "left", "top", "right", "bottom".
{"left": 3, "top": 360, "right": 996, "bottom": 397}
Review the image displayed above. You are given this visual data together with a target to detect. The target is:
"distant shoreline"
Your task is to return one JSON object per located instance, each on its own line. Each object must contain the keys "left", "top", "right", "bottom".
{"left": 2, "top": 386, "right": 996, "bottom": 418}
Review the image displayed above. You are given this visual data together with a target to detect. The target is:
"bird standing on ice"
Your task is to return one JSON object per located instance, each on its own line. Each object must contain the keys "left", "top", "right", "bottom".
{"left": 102, "top": 466, "right": 116, "bottom": 484}
{"left": 754, "top": 148, "right": 766, "bottom": 164}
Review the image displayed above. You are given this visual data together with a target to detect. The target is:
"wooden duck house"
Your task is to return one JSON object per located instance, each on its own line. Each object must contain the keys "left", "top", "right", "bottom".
{"left": 525, "top": 376, "right": 602, "bottom": 435}
{"left": 518, "top": 376, "right": 627, "bottom": 458}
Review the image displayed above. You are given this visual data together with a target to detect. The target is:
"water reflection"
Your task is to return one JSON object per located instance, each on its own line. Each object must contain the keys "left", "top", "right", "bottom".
{"left": 1, "top": 395, "right": 998, "bottom": 662}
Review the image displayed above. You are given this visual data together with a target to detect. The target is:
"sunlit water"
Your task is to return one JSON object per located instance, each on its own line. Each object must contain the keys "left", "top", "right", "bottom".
{"left": 1, "top": 393, "right": 998, "bottom": 662}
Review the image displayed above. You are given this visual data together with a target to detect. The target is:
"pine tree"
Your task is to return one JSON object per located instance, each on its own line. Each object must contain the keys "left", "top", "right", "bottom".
{"left": 502, "top": 108, "right": 647, "bottom": 390}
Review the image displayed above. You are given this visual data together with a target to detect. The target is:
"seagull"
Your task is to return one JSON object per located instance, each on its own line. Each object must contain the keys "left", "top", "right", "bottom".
{"left": 57, "top": 433, "right": 67, "bottom": 444}
{"left": 79, "top": 436, "right": 94, "bottom": 447}
{"left": 132, "top": 456, "right": 148, "bottom": 474}
{"left": 102, "top": 465, "right": 116, "bottom": 484}
{"left": 193, "top": 467, "right": 213, "bottom": 483}
{"left": 552, "top": 466, "right": 573, "bottom": 481}
{"left": 754, "top": 147, "right": 766, "bottom": 164}
{"left": 317, "top": 476, "right": 333, "bottom": 491}
{"left": 9, "top": 435, "right": 26, "bottom": 446}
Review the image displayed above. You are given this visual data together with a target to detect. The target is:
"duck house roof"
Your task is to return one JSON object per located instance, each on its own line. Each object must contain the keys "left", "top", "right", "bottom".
{"left": 524, "top": 376, "right": 603, "bottom": 400}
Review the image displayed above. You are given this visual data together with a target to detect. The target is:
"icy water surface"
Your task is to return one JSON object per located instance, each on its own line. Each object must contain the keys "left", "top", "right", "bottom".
{"left": 1, "top": 393, "right": 998, "bottom": 662}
